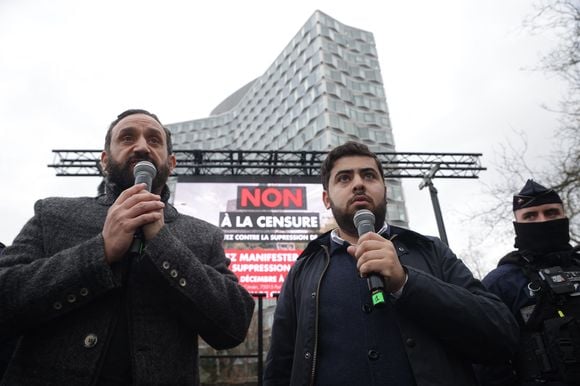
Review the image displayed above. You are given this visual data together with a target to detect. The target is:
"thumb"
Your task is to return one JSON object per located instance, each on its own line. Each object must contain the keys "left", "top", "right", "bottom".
{"left": 346, "top": 244, "right": 357, "bottom": 257}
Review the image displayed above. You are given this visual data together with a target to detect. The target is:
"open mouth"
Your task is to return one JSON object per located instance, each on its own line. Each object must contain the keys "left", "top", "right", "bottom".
{"left": 350, "top": 195, "right": 370, "bottom": 205}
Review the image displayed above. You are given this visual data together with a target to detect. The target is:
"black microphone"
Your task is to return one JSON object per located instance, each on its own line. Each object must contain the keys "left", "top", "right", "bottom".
{"left": 353, "top": 209, "right": 386, "bottom": 307}
{"left": 129, "top": 161, "right": 157, "bottom": 254}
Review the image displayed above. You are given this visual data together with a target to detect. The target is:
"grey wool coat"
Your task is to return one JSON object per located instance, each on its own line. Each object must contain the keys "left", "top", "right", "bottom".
{"left": 0, "top": 185, "right": 255, "bottom": 385}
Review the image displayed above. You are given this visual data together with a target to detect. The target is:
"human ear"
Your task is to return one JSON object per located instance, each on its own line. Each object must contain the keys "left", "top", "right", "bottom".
{"left": 322, "top": 190, "right": 331, "bottom": 209}
{"left": 100, "top": 151, "right": 108, "bottom": 175}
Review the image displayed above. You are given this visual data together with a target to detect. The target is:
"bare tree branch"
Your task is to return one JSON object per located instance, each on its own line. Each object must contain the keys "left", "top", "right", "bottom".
{"left": 471, "top": 1, "right": 580, "bottom": 245}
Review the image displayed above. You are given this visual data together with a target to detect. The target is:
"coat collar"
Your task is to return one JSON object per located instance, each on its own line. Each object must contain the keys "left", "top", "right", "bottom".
{"left": 96, "top": 181, "right": 178, "bottom": 223}
{"left": 299, "top": 224, "right": 432, "bottom": 261}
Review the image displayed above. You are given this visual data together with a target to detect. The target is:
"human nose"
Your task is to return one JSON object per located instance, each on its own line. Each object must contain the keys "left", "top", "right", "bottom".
{"left": 352, "top": 174, "right": 365, "bottom": 190}
{"left": 133, "top": 135, "right": 150, "bottom": 154}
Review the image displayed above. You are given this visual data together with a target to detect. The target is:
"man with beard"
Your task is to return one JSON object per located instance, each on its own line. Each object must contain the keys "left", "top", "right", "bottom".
{"left": 476, "top": 180, "right": 580, "bottom": 386}
{"left": 264, "top": 141, "right": 518, "bottom": 386}
{"left": 0, "top": 109, "right": 255, "bottom": 385}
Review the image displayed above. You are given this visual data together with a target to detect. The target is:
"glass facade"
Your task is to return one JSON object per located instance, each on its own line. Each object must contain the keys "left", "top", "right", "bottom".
{"left": 166, "top": 10, "right": 408, "bottom": 227}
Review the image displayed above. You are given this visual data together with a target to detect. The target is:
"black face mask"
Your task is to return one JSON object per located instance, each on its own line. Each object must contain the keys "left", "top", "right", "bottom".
{"left": 513, "top": 217, "right": 571, "bottom": 254}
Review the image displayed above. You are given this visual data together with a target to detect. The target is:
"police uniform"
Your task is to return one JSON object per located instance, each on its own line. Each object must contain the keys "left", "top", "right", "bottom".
{"left": 477, "top": 180, "right": 580, "bottom": 386}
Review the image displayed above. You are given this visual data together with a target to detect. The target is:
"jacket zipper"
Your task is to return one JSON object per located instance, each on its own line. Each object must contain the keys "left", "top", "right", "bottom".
{"left": 309, "top": 245, "right": 331, "bottom": 386}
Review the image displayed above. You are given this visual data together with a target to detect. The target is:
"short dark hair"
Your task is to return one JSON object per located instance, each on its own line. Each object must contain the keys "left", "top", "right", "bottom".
{"left": 104, "top": 109, "right": 173, "bottom": 154}
{"left": 321, "top": 141, "right": 385, "bottom": 189}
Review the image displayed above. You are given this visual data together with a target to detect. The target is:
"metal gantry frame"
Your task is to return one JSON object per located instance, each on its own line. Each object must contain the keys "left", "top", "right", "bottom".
{"left": 48, "top": 149, "right": 486, "bottom": 245}
{"left": 48, "top": 149, "right": 484, "bottom": 179}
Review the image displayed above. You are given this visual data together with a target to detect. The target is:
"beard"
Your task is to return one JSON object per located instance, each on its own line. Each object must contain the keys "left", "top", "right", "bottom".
{"left": 329, "top": 196, "right": 387, "bottom": 238}
{"left": 105, "top": 155, "right": 171, "bottom": 194}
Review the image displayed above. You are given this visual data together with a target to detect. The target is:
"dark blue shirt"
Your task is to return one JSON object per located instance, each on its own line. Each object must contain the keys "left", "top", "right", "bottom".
{"left": 315, "top": 236, "right": 416, "bottom": 386}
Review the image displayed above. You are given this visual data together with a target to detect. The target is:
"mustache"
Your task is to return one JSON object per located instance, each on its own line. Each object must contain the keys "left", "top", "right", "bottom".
{"left": 348, "top": 194, "right": 372, "bottom": 205}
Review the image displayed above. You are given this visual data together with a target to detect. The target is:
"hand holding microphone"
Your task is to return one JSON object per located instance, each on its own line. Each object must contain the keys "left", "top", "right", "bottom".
{"left": 129, "top": 161, "right": 158, "bottom": 254}
{"left": 353, "top": 209, "right": 386, "bottom": 307}
{"left": 349, "top": 209, "right": 406, "bottom": 307}
{"left": 102, "top": 161, "right": 164, "bottom": 263}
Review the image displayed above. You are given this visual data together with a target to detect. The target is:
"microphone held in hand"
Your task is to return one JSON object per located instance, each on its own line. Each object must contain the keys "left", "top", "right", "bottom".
{"left": 133, "top": 160, "right": 157, "bottom": 192}
{"left": 130, "top": 161, "right": 157, "bottom": 254}
{"left": 353, "top": 209, "right": 386, "bottom": 308}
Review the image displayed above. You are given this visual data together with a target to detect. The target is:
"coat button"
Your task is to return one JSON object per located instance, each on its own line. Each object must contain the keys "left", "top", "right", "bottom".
{"left": 67, "top": 294, "right": 77, "bottom": 303}
{"left": 53, "top": 302, "right": 62, "bottom": 310}
{"left": 362, "top": 303, "right": 372, "bottom": 313}
{"left": 170, "top": 269, "right": 178, "bottom": 278}
{"left": 367, "top": 349, "right": 380, "bottom": 360}
{"left": 179, "top": 278, "right": 187, "bottom": 287}
{"left": 304, "top": 352, "right": 311, "bottom": 359}
{"left": 80, "top": 288, "right": 89, "bottom": 296}
{"left": 83, "top": 333, "right": 98, "bottom": 348}
{"left": 405, "top": 338, "right": 416, "bottom": 348}
{"left": 162, "top": 261, "right": 170, "bottom": 270}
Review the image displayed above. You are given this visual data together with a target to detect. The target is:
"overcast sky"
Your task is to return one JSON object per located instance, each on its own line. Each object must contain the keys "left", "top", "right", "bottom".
{"left": 0, "top": 0, "right": 565, "bottom": 273}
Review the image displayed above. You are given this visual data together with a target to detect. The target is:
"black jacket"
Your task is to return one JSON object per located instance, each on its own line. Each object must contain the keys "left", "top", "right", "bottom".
{"left": 0, "top": 187, "right": 255, "bottom": 385}
{"left": 264, "top": 226, "right": 519, "bottom": 386}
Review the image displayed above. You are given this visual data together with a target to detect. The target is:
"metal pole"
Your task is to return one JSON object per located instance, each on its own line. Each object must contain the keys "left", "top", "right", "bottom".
{"left": 257, "top": 294, "right": 264, "bottom": 386}
{"left": 427, "top": 182, "right": 449, "bottom": 246}
{"left": 419, "top": 164, "right": 449, "bottom": 246}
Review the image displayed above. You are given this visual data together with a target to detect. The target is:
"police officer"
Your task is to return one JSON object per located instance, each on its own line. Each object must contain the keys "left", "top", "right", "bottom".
{"left": 477, "top": 179, "right": 580, "bottom": 385}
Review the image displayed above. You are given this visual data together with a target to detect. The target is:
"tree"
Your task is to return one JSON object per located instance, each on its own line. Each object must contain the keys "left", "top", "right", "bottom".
{"left": 472, "top": 1, "right": 579, "bottom": 248}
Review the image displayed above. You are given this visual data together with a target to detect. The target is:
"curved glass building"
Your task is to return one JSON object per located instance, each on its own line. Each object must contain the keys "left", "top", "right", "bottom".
{"left": 167, "top": 10, "right": 408, "bottom": 227}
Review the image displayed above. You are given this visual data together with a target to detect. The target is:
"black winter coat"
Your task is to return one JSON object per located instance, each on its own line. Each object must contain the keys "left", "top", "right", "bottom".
{"left": 264, "top": 226, "right": 519, "bottom": 386}
{"left": 0, "top": 186, "right": 255, "bottom": 385}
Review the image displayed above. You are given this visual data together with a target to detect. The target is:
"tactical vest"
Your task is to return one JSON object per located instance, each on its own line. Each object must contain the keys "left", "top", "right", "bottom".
{"left": 508, "top": 247, "right": 580, "bottom": 384}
